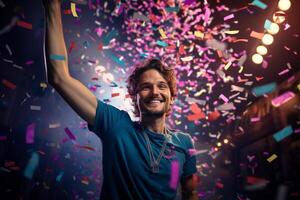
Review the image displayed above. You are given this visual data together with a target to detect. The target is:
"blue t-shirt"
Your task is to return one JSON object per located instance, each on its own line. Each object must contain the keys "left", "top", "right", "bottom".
{"left": 88, "top": 100, "right": 197, "bottom": 200}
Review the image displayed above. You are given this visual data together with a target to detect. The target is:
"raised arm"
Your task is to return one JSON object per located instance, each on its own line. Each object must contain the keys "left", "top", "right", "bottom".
{"left": 43, "top": 0, "right": 97, "bottom": 125}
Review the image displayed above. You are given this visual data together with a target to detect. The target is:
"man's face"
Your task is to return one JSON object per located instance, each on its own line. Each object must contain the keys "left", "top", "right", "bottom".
{"left": 136, "top": 69, "right": 174, "bottom": 117}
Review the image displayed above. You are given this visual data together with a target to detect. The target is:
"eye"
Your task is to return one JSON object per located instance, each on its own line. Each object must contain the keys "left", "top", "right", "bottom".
{"left": 158, "top": 83, "right": 168, "bottom": 89}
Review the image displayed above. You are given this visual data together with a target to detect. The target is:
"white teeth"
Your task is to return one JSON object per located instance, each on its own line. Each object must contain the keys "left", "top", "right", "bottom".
{"left": 150, "top": 100, "right": 160, "bottom": 103}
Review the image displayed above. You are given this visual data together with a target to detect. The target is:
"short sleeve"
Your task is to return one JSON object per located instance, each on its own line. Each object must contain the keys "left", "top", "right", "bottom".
{"left": 181, "top": 134, "right": 197, "bottom": 178}
{"left": 87, "top": 99, "right": 129, "bottom": 138}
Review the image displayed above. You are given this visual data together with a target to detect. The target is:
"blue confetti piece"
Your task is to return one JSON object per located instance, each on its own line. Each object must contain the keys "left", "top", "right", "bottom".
{"left": 23, "top": 152, "right": 39, "bottom": 179}
{"left": 273, "top": 125, "right": 293, "bottom": 142}
{"left": 165, "top": 6, "right": 179, "bottom": 12}
{"left": 252, "top": 82, "right": 277, "bottom": 97}
{"left": 140, "top": 53, "right": 149, "bottom": 58}
{"left": 56, "top": 171, "right": 64, "bottom": 182}
{"left": 50, "top": 54, "right": 66, "bottom": 60}
{"left": 264, "top": 19, "right": 272, "bottom": 31}
{"left": 111, "top": 54, "right": 125, "bottom": 67}
{"left": 156, "top": 40, "right": 168, "bottom": 47}
{"left": 251, "top": 0, "right": 267, "bottom": 9}
{"left": 103, "top": 29, "right": 118, "bottom": 45}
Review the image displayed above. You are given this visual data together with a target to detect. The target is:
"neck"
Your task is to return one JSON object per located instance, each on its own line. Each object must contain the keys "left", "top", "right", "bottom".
{"left": 140, "top": 115, "right": 166, "bottom": 134}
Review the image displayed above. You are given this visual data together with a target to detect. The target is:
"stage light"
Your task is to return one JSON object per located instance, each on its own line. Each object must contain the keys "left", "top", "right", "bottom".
{"left": 267, "top": 22, "right": 279, "bottom": 35}
{"left": 217, "top": 142, "right": 222, "bottom": 147}
{"left": 214, "top": 147, "right": 219, "bottom": 152}
{"left": 262, "top": 34, "right": 274, "bottom": 45}
{"left": 252, "top": 53, "right": 263, "bottom": 64}
{"left": 256, "top": 45, "right": 268, "bottom": 55}
{"left": 223, "top": 139, "right": 229, "bottom": 144}
{"left": 278, "top": 0, "right": 291, "bottom": 11}
{"left": 273, "top": 11, "right": 286, "bottom": 24}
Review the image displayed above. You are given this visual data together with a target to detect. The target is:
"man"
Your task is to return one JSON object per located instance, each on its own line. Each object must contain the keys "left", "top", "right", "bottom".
{"left": 43, "top": 0, "right": 198, "bottom": 199}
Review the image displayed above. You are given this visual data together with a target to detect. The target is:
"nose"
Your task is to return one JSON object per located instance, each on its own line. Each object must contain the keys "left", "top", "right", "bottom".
{"left": 151, "top": 85, "right": 160, "bottom": 95}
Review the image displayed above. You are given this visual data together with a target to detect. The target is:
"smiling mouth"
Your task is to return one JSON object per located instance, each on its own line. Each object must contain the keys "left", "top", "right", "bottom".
{"left": 145, "top": 99, "right": 164, "bottom": 105}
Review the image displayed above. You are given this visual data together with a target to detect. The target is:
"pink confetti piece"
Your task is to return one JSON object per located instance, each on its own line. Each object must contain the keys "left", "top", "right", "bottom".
{"left": 251, "top": 117, "right": 260, "bottom": 122}
{"left": 219, "top": 94, "right": 229, "bottom": 103}
{"left": 169, "top": 160, "right": 179, "bottom": 190}
{"left": 223, "top": 13, "right": 234, "bottom": 21}
{"left": 26, "top": 123, "right": 35, "bottom": 144}
{"left": 278, "top": 69, "right": 289, "bottom": 76}
{"left": 64, "top": 127, "right": 76, "bottom": 140}
{"left": 271, "top": 91, "right": 295, "bottom": 107}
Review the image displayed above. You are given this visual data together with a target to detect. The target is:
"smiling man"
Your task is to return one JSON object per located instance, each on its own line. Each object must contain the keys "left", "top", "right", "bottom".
{"left": 43, "top": 0, "right": 198, "bottom": 199}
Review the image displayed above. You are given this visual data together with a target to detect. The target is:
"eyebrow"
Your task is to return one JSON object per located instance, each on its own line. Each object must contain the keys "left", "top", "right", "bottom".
{"left": 139, "top": 81, "right": 168, "bottom": 86}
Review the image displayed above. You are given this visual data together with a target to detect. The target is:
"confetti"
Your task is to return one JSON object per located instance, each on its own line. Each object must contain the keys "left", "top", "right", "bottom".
{"left": 16, "top": 20, "right": 32, "bottom": 30}
{"left": 64, "top": 127, "right": 77, "bottom": 140}
{"left": 273, "top": 125, "right": 293, "bottom": 142}
{"left": 26, "top": 123, "right": 35, "bottom": 144}
{"left": 71, "top": 3, "right": 78, "bottom": 17}
{"left": 223, "top": 14, "right": 234, "bottom": 21}
{"left": 271, "top": 91, "right": 295, "bottom": 107}
{"left": 1, "top": 79, "right": 16, "bottom": 90}
{"left": 158, "top": 28, "right": 167, "bottom": 39}
{"left": 267, "top": 154, "right": 277, "bottom": 163}
{"left": 250, "top": 31, "right": 264, "bottom": 40}
{"left": 30, "top": 105, "right": 41, "bottom": 111}
{"left": 56, "top": 171, "right": 64, "bottom": 182}
{"left": 23, "top": 152, "right": 39, "bottom": 179}
{"left": 251, "top": 0, "right": 267, "bottom": 10}
{"left": 251, "top": 82, "right": 277, "bottom": 97}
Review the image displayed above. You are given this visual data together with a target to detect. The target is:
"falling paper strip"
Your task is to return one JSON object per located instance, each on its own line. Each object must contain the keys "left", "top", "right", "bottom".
{"left": 26, "top": 123, "right": 35, "bottom": 144}
{"left": 271, "top": 91, "right": 295, "bottom": 107}
{"left": 273, "top": 125, "right": 293, "bottom": 142}
{"left": 251, "top": 0, "right": 267, "bottom": 9}
{"left": 23, "top": 152, "right": 39, "bottom": 179}
{"left": 56, "top": 171, "right": 64, "bottom": 182}
{"left": 267, "top": 154, "right": 277, "bottom": 163}
{"left": 251, "top": 82, "right": 277, "bottom": 97}
{"left": 64, "top": 127, "right": 76, "bottom": 140}
{"left": 71, "top": 3, "right": 78, "bottom": 17}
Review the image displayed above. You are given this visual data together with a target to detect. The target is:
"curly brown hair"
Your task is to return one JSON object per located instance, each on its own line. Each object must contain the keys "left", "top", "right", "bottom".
{"left": 126, "top": 58, "right": 177, "bottom": 117}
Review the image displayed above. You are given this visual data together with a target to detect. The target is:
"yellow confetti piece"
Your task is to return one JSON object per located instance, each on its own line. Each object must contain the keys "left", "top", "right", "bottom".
{"left": 267, "top": 154, "right": 277, "bottom": 162}
{"left": 40, "top": 82, "right": 47, "bottom": 89}
{"left": 158, "top": 28, "right": 167, "bottom": 39}
{"left": 297, "top": 83, "right": 300, "bottom": 91}
{"left": 224, "top": 61, "right": 232, "bottom": 70}
{"left": 224, "top": 30, "right": 240, "bottom": 34}
{"left": 71, "top": 3, "right": 78, "bottom": 17}
{"left": 195, "top": 89, "right": 206, "bottom": 97}
{"left": 194, "top": 31, "right": 204, "bottom": 39}
{"left": 239, "top": 66, "right": 244, "bottom": 73}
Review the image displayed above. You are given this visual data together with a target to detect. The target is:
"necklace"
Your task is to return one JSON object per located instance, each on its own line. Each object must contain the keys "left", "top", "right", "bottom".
{"left": 142, "top": 126, "right": 171, "bottom": 173}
